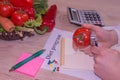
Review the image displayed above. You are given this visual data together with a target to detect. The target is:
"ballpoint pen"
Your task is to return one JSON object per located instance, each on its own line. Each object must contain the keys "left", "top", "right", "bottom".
{"left": 9, "top": 49, "right": 46, "bottom": 72}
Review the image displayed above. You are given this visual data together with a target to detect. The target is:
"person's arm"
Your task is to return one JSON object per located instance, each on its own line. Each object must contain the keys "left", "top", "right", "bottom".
{"left": 113, "top": 25, "right": 120, "bottom": 46}
{"left": 80, "top": 24, "right": 119, "bottom": 56}
{"left": 102, "top": 25, "right": 120, "bottom": 46}
{"left": 82, "top": 24, "right": 118, "bottom": 48}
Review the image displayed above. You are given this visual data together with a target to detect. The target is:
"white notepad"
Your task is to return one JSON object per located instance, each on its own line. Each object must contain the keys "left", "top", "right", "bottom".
{"left": 60, "top": 38, "right": 94, "bottom": 70}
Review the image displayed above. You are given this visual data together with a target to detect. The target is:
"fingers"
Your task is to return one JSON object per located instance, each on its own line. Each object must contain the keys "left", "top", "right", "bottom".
{"left": 91, "top": 46, "right": 101, "bottom": 56}
{"left": 72, "top": 41, "right": 78, "bottom": 51}
{"left": 79, "top": 46, "right": 95, "bottom": 56}
{"left": 82, "top": 24, "right": 103, "bottom": 33}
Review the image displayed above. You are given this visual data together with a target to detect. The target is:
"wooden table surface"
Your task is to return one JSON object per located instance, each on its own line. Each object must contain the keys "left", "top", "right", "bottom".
{"left": 0, "top": 0, "right": 120, "bottom": 80}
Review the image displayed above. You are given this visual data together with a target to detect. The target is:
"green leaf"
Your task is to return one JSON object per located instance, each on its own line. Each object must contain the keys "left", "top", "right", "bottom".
{"left": 0, "top": 24, "right": 5, "bottom": 32}
{"left": 34, "top": 0, "right": 48, "bottom": 14}
{"left": 24, "top": 14, "right": 42, "bottom": 28}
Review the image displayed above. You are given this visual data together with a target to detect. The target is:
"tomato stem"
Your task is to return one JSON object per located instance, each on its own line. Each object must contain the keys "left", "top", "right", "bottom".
{"left": 74, "top": 33, "right": 84, "bottom": 41}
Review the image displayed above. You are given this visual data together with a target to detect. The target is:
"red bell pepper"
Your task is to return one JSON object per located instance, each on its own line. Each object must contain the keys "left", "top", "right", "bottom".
{"left": 41, "top": 4, "right": 57, "bottom": 32}
{"left": 34, "top": 4, "right": 57, "bottom": 35}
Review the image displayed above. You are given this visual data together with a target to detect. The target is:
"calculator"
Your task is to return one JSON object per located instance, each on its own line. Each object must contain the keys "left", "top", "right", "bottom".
{"left": 67, "top": 7, "right": 105, "bottom": 27}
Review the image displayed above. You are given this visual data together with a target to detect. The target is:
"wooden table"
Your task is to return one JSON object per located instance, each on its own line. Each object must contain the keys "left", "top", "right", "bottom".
{"left": 0, "top": 0, "right": 120, "bottom": 80}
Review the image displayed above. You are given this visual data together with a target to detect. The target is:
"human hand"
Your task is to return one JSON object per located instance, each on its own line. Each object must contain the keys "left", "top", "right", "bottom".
{"left": 91, "top": 46, "right": 120, "bottom": 80}
{"left": 79, "top": 24, "right": 118, "bottom": 56}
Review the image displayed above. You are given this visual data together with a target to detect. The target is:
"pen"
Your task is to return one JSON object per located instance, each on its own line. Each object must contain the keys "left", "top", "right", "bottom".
{"left": 9, "top": 49, "right": 46, "bottom": 72}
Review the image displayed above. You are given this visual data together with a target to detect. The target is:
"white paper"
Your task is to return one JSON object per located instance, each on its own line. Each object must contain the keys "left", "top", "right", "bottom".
{"left": 61, "top": 38, "right": 94, "bottom": 70}
{"left": 41, "top": 28, "right": 101, "bottom": 80}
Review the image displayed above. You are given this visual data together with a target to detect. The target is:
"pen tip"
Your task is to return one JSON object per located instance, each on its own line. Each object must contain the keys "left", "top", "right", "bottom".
{"left": 42, "top": 49, "right": 46, "bottom": 52}
{"left": 9, "top": 68, "right": 15, "bottom": 72}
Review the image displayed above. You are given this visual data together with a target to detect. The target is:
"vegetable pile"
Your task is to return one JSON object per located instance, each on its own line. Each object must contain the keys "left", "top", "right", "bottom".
{"left": 0, "top": 0, "right": 57, "bottom": 41}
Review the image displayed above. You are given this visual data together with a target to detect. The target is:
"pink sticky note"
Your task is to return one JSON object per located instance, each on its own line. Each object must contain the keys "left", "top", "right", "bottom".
{"left": 14, "top": 52, "right": 44, "bottom": 77}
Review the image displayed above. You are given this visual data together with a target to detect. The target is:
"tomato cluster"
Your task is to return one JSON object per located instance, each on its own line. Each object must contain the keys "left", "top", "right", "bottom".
{"left": 10, "top": 0, "right": 33, "bottom": 8}
{"left": 73, "top": 27, "right": 91, "bottom": 48}
{"left": 11, "top": 10, "right": 29, "bottom": 26}
{"left": 0, "top": 1, "right": 14, "bottom": 17}
{"left": 0, "top": 0, "right": 33, "bottom": 26}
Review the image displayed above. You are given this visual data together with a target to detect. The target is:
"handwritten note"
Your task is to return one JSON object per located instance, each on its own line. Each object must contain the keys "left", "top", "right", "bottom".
{"left": 15, "top": 52, "right": 44, "bottom": 77}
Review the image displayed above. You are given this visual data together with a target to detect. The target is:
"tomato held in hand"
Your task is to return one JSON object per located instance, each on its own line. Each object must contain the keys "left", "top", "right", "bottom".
{"left": 0, "top": 2, "right": 14, "bottom": 17}
{"left": 73, "top": 27, "right": 91, "bottom": 48}
{"left": 11, "top": 10, "right": 29, "bottom": 26}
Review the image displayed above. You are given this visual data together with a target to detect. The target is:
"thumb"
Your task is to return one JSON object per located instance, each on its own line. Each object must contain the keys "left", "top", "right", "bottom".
{"left": 82, "top": 24, "right": 103, "bottom": 33}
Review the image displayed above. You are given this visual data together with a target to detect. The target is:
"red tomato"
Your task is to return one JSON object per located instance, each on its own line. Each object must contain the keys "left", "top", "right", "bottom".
{"left": 73, "top": 27, "right": 91, "bottom": 48}
{"left": 0, "top": 0, "right": 5, "bottom": 2}
{"left": 0, "top": 2, "right": 14, "bottom": 17}
{"left": 11, "top": 10, "right": 29, "bottom": 26}
{"left": 10, "top": 0, "right": 33, "bottom": 8}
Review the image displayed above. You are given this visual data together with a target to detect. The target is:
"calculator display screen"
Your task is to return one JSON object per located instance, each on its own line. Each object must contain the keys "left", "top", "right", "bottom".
{"left": 72, "top": 11, "right": 78, "bottom": 21}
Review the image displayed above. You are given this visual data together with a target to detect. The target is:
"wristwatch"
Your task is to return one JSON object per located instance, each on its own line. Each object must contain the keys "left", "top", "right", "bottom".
{"left": 90, "top": 31, "right": 98, "bottom": 46}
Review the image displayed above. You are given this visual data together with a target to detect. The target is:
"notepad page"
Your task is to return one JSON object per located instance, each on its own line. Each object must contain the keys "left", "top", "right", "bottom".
{"left": 14, "top": 52, "right": 44, "bottom": 77}
{"left": 60, "top": 38, "right": 94, "bottom": 70}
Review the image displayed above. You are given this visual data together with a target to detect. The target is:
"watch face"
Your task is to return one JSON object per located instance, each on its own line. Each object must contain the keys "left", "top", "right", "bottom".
{"left": 90, "top": 31, "right": 98, "bottom": 46}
